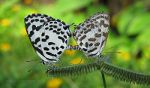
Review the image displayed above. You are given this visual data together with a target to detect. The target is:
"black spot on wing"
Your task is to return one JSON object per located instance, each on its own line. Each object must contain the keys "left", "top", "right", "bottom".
{"left": 79, "top": 42, "right": 83, "bottom": 46}
{"left": 63, "top": 25, "right": 68, "bottom": 30}
{"left": 60, "top": 46, "right": 64, "bottom": 49}
{"left": 87, "top": 48, "right": 97, "bottom": 53}
{"left": 59, "top": 23, "right": 62, "bottom": 26}
{"left": 29, "top": 31, "right": 34, "bottom": 37}
{"left": 101, "top": 40, "right": 105, "bottom": 47}
{"left": 45, "top": 27, "right": 49, "bottom": 30}
{"left": 40, "top": 20, "right": 44, "bottom": 22}
{"left": 79, "top": 35, "right": 86, "bottom": 41}
{"left": 95, "top": 33, "right": 101, "bottom": 37}
{"left": 43, "top": 47, "right": 49, "bottom": 51}
{"left": 56, "top": 47, "right": 59, "bottom": 50}
{"left": 58, "top": 36, "right": 65, "bottom": 43}
{"left": 83, "top": 48, "right": 87, "bottom": 51}
{"left": 53, "top": 30, "right": 60, "bottom": 34}
{"left": 32, "top": 25, "right": 42, "bottom": 31}
{"left": 85, "top": 42, "right": 88, "bottom": 48}
{"left": 41, "top": 33, "right": 45, "bottom": 36}
{"left": 38, "top": 44, "right": 41, "bottom": 47}
{"left": 67, "top": 32, "right": 71, "bottom": 37}
{"left": 94, "top": 42, "right": 100, "bottom": 46}
{"left": 63, "top": 35, "right": 67, "bottom": 39}
{"left": 65, "top": 40, "right": 68, "bottom": 44}
{"left": 24, "top": 17, "right": 28, "bottom": 22}
{"left": 56, "top": 19, "right": 61, "bottom": 22}
{"left": 51, "top": 47, "right": 55, "bottom": 50}
{"left": 84, "top": 29, "right": 91, "bottom": 34}
{"left": 57, "top": 51, "right": 62, "bottom": 55}
{"left": 48, "top": 42, "right": 55, "bottom": 45}
{"left": 47, "top": 58, "right": 57, "bottom": 61}
{"left": 57, "top": 28, "right": 61, "bottom": 31}
{"left": 61, "top": 31, "right": 64, "bottom": 34}
{"left": 88, "top": 53, "right": 97, "bottom": 57}
{"left": 53, "top": 25, "right": 57, "bottom": 28}
{"left": 34, "top": 46, "right": 51, "bottom": 61}
{"left": 62, "top": 21, "right": 66, "bottom": 25}
{"left": 88, "top": 38, "right": 96, "bottom": 41}
{"left": 42, "top": 35, "right": 49, "bottom": 42}
{"left": 37, "top": 14, "right": 42, "bottom": 16}
{"left": 56, "top": 32, "right": 60, "bottom": 35}
{"left": 34, "top": 37, "right": 40, "bottom": 44}
{"left": 46, "top": 52, "right": 57, "bottom": 57}
{"left": 98, "top": 29, "right": 101, "bottom": 32}
{"left": 49, "top": 28, "right": 53, "bottom": 30}
{"left": 89, "top": 43, "right": 93, "bottom": 46}
{"left": 54, "top": 21, "right": 57, "bottom": 24}
{"left": 100, "top": 20, "right": 109, "bottom": 27}
{"left": 35, "top": 47, "right": 43, "bottom": 55}
{"left": 46, "top": 35, "right": 49, "bottom": 39}
{"left": 25, "top": 22, "right": 31, "bottom": 29}
{"left": 31, "top": 19, "right": 34, "bottom": 23}
{"left": 35, "top": 19, "right": 39, "bottom": 22}
{"left": 43, "top": 14, "right": 48, "bottom": 17}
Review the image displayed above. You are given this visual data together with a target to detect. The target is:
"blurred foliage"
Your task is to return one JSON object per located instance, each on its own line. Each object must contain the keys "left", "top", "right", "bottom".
{"left": 0, "top": 0, "right": 150, "bottom": 88}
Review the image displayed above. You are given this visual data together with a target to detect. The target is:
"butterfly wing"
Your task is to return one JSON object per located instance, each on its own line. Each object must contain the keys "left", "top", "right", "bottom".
{"left": 40, "top": 20, "right": 71, "bottom": 63}
{"left": 24, "top": 14, "right": 71, "bottom": 64}
{"left": 74, "top": 13, "right": 109, "bottom": 57}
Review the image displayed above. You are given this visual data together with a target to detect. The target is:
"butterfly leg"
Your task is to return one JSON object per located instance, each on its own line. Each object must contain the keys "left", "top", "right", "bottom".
{"left": 98, "top": 55, "right": 110, "bottom": 63}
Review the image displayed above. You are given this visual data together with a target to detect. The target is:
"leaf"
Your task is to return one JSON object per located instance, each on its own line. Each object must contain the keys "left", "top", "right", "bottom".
{"left": 40, "top": 0, "right": 92, "bottom": 16}
{"left": 117, "top": 1, "right": 146, "bottom": 35}
{"left": 136, "top": 28, "right": 150, "bottom": 45}
{"left": 127, "top": 13, "right": 150, "bottom": 35}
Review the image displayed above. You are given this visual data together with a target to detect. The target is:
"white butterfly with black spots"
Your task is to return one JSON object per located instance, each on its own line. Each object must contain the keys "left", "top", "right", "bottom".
{"left": 24, "top": 13, "right": 109, "bottom": 65}
{"left": 24, "top": 14, "right": 71, "bottom": 65}
{"left": 73, "top": 13, "right": 109, "bottom": 57}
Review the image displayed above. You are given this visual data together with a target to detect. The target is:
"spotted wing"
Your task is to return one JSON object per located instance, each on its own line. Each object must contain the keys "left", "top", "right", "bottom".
{"left": 74, "top": 13, "right": 109, "bottom": 57}
{"left": 24, "top": 14, "right": 71, "bottom": 64}
{"left": 39, "top": 20, "right": 71, "bottom": 63}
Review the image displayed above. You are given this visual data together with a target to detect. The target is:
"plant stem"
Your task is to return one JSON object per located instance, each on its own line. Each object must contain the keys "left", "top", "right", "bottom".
{"left": 101, "top": 71, "right": 107, "bottom": 88}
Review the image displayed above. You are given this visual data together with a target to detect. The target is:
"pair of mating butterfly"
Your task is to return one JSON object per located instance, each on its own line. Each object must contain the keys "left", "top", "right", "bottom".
{"left": 24, "top": 12, "right": 109, "bottom": 65}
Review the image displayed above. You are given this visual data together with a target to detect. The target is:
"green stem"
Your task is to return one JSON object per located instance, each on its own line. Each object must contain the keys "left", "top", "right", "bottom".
{"left": 101, "top": 71, "right": 107, "bottom": 88}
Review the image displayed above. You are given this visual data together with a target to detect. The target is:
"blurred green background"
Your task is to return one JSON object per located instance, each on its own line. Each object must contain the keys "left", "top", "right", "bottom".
{"left": 1, "top": 0, "right": 150, "bottom": 88}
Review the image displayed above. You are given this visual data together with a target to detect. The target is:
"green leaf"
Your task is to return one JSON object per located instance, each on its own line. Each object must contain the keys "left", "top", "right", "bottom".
{"left": 117, "top": 1, "right": 146, "bottom": 35}
{"left": 136, "top": 27, "right": 150, "bottom": 45}
{"left": 127, "top": 13, "right": 150, "bottom": 35}
{"left": 40, "top": 0, "right": 92, "bottom": 16}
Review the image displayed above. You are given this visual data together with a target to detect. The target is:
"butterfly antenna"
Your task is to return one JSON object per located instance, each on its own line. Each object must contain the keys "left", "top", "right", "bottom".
{"left": 26, "top": 59, "right": 39, "bottom": 62}
{"left": 70, "top": 23, "right": 75, "bottom": 26}
{"left": 104, "top": 43, "right": 122, "bottom": 52}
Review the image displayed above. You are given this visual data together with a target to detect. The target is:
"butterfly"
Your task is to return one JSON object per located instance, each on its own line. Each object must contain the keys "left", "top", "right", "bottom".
{"left": 73, "top": 13, "right": 109, "bottom": 57}
{"left": 24, "top": 13, "right": 109, "bottom": 65}
{"left": 24, "top": 14, "right": 71, "bottom": 65}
